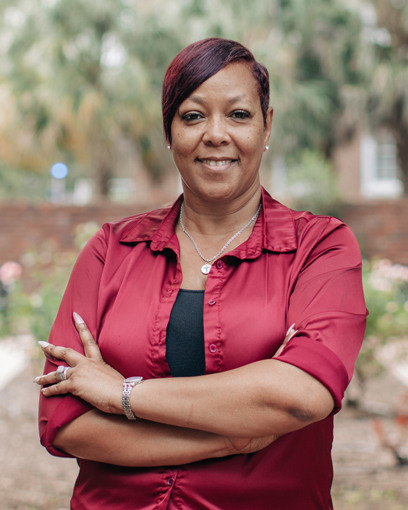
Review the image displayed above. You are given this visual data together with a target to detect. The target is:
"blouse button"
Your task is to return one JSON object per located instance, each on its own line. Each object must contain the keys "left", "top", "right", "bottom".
{"left": 209, "top": 344, "right": 217, "bottom": 353}
{"left": 167, "top": 477, "right": 174, "bottom": 486}
{"left": 216, "top": 260, "right": 223, "bottom": 269}
{"left": 208, "top": 299, "right": 216, "bottom": 306}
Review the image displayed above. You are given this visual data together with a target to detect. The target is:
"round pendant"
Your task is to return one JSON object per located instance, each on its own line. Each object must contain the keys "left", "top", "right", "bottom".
{"left": 201, "top": 263, "right": 211, "bottom": 275}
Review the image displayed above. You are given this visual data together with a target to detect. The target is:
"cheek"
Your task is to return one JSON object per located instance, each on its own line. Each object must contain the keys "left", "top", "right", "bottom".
{"left": 242, "top": 133, "right": 264, "bottom": 154}
{"left": 172, "top": 127, "right": 195, "bottom": 155}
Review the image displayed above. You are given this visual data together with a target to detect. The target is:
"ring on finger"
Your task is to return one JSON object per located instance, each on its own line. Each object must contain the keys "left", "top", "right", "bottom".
{"left": 57, "top": 365, "right": 70, "bottom": 381}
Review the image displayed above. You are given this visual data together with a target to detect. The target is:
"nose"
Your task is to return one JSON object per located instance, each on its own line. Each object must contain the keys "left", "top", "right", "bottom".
{"left": 202, "top": 116, "right": 230, "bottom": 146}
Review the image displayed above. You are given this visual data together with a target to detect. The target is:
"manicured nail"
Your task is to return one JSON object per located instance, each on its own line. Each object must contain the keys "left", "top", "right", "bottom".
{"left": 38, "top": 341, "right": 50, "bottom": 348}
{"left": 33, "top": 376, "right": 41, "bottom": 383}
{"left": 73, "top": 312, "right": 84, "bottom": 324}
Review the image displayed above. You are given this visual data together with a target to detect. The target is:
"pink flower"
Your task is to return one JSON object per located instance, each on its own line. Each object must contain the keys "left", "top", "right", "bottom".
{"left": 0, "top": 261, "right": 22, "bottom": 286}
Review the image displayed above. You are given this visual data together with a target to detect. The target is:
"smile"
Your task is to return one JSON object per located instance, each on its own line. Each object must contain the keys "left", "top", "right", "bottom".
{"left": 203, "top": 160, "right": 232, "bottom": 167}
{"left": 198, "top": 159, "right": 238, "bottom": 168}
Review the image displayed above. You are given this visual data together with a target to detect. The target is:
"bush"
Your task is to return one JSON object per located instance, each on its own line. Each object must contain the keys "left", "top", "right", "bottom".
{"left": 0, "top": 221, "right": 99, "bottom": 341}
{"left": 355, "top": 259, "right": 408, "bottom": 384}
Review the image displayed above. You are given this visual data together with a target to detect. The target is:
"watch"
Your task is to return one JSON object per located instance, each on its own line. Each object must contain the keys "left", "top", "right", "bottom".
{"left": 122, "top": 376, "right": 144, "bottom": 420}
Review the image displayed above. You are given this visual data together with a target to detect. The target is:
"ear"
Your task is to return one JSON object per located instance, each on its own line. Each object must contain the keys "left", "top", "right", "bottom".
{"left": 263, "top": 107, "right": 274, "bottom": 146}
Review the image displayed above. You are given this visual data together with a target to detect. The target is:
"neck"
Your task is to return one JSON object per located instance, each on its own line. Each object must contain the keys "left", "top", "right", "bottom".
{"left": 180, "top": 188, "right": 262, "bottom": 236}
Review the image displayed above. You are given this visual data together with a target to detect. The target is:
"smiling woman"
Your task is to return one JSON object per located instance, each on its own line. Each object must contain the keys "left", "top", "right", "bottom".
{"left": 36, "top": 38, "right": 367, "bottom": 510}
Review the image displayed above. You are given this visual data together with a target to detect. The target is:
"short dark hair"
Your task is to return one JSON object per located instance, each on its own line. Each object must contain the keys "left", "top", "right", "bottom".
{"left": 162, "top": 37, "right": 270, "bottom": 144}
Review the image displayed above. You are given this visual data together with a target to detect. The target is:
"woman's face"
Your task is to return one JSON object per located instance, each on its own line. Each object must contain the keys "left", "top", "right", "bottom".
{"left": 170, "top": 62, "right": 273, "bottom": 206}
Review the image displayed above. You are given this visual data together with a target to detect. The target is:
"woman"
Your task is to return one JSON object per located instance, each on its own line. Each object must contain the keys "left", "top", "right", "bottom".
{"left": 36, "top": 38, "right": 367, "bottom": 509}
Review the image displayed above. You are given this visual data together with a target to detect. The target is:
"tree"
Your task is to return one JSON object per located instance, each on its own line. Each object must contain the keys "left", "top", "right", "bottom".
{"left": 0, "top": 0, "right": 369, "bottom": 199}
{"left": 363, "top": 0, "right": 408, "bottom": 193}
{"left": 0, "top": 0, "right": 181, "bottom": 198}
{"left": 271, "top": 0, "right": 367, "bottom": 157}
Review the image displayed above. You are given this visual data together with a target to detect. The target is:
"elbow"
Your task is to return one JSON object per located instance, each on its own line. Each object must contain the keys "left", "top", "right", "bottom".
{"left": 286, "top": 391, "right": 335, "bottom": 425}
{"left": 286, "top": 404, "right": 325, "bottom": 424}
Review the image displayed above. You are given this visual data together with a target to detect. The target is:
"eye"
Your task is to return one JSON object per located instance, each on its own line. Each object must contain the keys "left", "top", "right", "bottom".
{"left": 230, "top": 110, "right": 251, "bottom": 120}
{"left": 181, "top": 112, "right": 203, "bottom": 122}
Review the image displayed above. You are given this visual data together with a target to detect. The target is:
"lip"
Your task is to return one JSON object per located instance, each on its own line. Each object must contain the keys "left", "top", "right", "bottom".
{"left": 196, "top": 157, "right": 239, "bottom": 171}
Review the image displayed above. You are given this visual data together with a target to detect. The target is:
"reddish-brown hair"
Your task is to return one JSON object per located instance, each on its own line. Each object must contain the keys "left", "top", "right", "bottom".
{"left": 162, "top": 37, "right": 270, "bottom": 143}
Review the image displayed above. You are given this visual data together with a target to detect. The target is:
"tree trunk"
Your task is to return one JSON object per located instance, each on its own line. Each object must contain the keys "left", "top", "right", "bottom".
{"left": 395, "top": 128, "right": 408, "bottom": 195}
{"left": 94, "top": 159, "right": 112, "bottom": 199}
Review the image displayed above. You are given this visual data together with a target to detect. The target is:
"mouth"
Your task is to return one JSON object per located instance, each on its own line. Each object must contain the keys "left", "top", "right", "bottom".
{"left": 196, "top": 158, "right": 238, "bottom": 169}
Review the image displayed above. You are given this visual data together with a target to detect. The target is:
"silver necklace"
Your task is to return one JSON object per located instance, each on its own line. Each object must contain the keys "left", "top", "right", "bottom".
{"left": 179, "top": 201, "right": 262, "bottom": 275}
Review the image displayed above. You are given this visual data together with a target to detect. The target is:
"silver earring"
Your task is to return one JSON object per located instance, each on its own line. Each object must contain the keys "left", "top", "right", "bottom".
{"left": 265, "top": 145, "right": 269, "bottom": 151}
{"left": 167, "top": 144, "right": 171, "bottom": 150}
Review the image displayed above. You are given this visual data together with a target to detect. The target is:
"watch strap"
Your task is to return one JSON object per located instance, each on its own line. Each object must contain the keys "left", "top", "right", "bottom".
{"left": 122, "top": 377, "right": 143, "bottom": 420}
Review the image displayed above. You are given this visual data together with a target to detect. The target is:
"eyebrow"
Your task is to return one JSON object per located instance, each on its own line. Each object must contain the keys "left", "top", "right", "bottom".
{"left": 187, "top": 94, "right": 248, "bottom": 105}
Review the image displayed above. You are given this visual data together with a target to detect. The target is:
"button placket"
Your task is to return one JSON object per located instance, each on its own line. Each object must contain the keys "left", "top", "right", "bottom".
{"left": 203, "top": 275, "right": 224, "bottom": 371}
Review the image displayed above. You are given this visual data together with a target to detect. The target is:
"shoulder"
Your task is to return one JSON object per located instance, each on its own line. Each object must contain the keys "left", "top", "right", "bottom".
{"left": 103, "top": 204, "right": 174, "bottom": 242}
{"left": 97, "top": 197, "right": 181, "bottom": 247}
{"left": 290, "top": 211, "right": 362, "bottom": 270}
{"left": 261, "top": 188, "right": 358, "bottom": 255}
{"left": 76, "top": 200, "right": 178, "bottom": 265}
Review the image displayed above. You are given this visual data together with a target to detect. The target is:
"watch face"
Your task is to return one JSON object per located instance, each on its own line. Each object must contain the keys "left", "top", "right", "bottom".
{"left": 125, "top": 376, "right": 143, "bottom": 384}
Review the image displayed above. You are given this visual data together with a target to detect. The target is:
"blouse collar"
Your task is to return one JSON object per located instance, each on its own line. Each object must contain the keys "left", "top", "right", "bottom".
{"left": 119, "top": 188, "right": 298, "bottom": 256}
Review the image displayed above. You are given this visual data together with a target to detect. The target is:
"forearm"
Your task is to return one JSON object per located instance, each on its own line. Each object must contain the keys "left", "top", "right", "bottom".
{"left": 129, "top": 359, "right": 334, "bottom": 438}
{"left": 38, "top": 325, "right": 334, "bottom": 444}
{"left": 53, "top": 409, "right": 239, "bottom": 467}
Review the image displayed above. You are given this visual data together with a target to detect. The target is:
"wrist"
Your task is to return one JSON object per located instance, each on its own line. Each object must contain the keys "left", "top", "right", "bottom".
{"left": 122, "top": 376, "right": 144, "bottom": 420}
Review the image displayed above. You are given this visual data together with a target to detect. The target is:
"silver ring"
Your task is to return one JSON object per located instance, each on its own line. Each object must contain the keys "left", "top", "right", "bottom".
{"left": 57, "top": 365, "right": 70, "bottom": 381}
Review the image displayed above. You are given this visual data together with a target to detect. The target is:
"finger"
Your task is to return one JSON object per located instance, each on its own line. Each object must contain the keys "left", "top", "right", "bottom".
{"left": 41, "top": 380, "right": 70, "bottom": 397}
{"left": 273, "top": 324, "right": 298, "bottom": 358}
{"left": 33, "top": 366, "right": 71, "bottom": 386}
{"left": 38, "top": 341, "right": 83, "bottom": 367}
{"left": 73, "top": 312, "right": 103, "bottom": 360}
{"left": 273, "top": 344, "right": 285, "bottom": 358}
{"left": 285, "top": 323, "right": 298, "bottom": 342}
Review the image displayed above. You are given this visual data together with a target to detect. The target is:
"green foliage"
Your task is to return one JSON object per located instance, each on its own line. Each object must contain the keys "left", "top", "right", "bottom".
{"left": 285, "top": 150, "right": 341, "bottom": 215}
{"left": 0, "top": 221, "right": 99, "bottom": 340}
{"left": 363, "top": 259, "right": 408, "bottom": 338}
{"left": 356, "top": 259, "right": 408, "bottom": 382}
{"left": 0, "top": 164, "right": 49, "bottom": 201}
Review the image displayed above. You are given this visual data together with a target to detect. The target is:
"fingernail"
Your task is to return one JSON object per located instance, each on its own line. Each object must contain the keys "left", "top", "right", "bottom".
{"left": 33, "top": 376, "right": 41, "bottom": 383}
{"left": 73, "top": 312, "right": 84, "bottom": 324}
{"left": 38, "top": 341, "right": 50, "bottom": 348}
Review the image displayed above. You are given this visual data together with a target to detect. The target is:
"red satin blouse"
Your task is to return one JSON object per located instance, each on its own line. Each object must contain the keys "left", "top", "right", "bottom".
{"left": 38, "top": 188, "right": 367, "bottom": 509}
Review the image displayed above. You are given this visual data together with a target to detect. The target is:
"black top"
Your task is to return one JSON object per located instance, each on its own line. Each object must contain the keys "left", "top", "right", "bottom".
{"left": 165, "top": 289, "right": 206, "bottom": 377}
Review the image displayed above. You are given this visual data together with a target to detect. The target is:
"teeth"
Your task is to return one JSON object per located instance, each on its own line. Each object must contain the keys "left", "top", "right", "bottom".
{"left": 202, "top": 160, "right": 232, "bottom": 167}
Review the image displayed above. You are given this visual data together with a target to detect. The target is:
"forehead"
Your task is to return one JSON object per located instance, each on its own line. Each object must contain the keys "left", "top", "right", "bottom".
{"left": 184, "top": 62, "right": 260, "bottom": 105}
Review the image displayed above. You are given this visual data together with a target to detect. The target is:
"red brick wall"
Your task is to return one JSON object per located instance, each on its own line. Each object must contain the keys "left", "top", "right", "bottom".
{"left": 0, "top": 200, "right": 162, "bottom": 275}
{"left": 1, "top": 198, "right": 407, "bottom": 282}
{"left": 340, "top": 199, "right": 408, "bottom": 265}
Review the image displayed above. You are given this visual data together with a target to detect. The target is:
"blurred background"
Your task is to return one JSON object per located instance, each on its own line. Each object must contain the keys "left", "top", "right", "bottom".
{"left": 0, "top": 0, "right": 408, "bottom": 508}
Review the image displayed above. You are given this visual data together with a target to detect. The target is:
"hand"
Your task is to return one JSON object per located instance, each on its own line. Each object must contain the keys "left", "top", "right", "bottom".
{"left": 273, "top": 323, "right": 298, "bottom": 358}
{"left": 34, "top": 313, "right": 124, "bottom": 415}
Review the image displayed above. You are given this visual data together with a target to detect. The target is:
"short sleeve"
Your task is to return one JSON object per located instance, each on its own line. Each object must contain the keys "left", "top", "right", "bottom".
{"left": 38, "top": 227, "right": 107, "bottom": 457}
{"left": 277, "top": 218, "right": 367, "bottom": 411}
